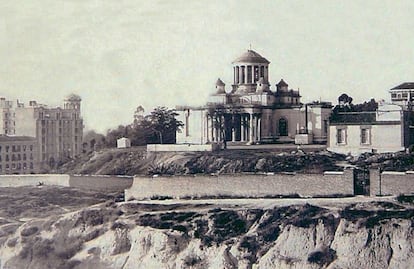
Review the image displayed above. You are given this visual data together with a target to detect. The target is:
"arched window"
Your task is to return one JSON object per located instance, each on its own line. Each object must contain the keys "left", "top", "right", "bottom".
{"left": 279, "top": 118, "right": 288, "bottom": 136}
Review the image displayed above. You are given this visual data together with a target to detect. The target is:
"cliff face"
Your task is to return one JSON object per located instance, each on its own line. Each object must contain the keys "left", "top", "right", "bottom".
{"left": 0, "top": 196, "right": 413, "bottom": 269}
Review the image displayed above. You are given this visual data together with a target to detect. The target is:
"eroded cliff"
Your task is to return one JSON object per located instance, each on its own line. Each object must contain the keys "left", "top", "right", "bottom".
{"left": 0, "top": 187, "right": 413, "bottom": 269}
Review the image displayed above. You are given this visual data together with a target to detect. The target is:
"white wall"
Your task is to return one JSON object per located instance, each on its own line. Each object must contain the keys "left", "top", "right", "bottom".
{"left": 147, "top": 144, "right": 219, "bottom": 152}
{"left": 176, "top": 109, "right": 207, "bottom": 144}
{"left": 0, "top": 174, "right": 70, "bottom": 187}
{"left": 328, "top": 124, "right": 404, "bottom": 155}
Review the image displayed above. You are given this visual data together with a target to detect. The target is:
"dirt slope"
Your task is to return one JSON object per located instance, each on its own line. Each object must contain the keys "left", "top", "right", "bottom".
{"left": 0, "top": 186, "right": 413, "bottom": 269}
{"left": 57, "top": 148, "right": 345, "bottom": 176}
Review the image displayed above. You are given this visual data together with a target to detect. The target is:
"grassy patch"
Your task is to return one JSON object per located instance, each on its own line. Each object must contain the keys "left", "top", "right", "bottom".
{"left": 307, "top": 247, "right": 337, "bottom": 266}
{"left": 397, "top": 194, "right": 414, "bottom": 205}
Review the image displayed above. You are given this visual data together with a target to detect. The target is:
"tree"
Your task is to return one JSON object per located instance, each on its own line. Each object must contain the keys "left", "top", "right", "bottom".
{"left": 338, "top": 93, "right": 353, "bottom": 107}
{"left": 141, "top": 107, "right": 184, "bottom": 144}
{"left": 83, "top": 130, "right": 106, "bottom": 152}
{"left": 133, "top": 105, "right": 145, "bottom": 127}
{"left": 331, "top": 94, "right": 378, "bottom": 122}
{"left": 353, "top": 98, "right": 378, "bottom": 112}
{"left": 105, "top": 125, "right": 129, "bottom": 147}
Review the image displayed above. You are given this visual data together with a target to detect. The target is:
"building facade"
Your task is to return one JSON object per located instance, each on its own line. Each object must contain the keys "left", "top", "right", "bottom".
{"left": 0, "top": 98, "right": 20, "bottom": 135}
{"left": 0, "top": 136, "right": 39, "bottom": 174}
{"left": 176, "top": 49, "right": 332, "bottom": 145}
{"left": 389, "top": 82, "right": 414, "bottom": 108}
{"left": 15, "top": 94, "right": 83, "bottom": 167}
{"left": 328, "top": 103, "right": 414, "bottom": 155}
{"left": 117, "top": 137, "right": 131, "bottom": 149}
{"left": 0, "top": 94, "right": 83, "bottom": 171}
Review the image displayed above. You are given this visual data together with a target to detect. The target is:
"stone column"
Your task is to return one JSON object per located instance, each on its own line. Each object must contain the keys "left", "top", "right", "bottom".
{"left": 249, "top": 113, "right": 254, "bottom": 144}
{"left": 239, "top": 66, "right": 243, "bottom": 84}
{"left": 232, "top": 114, "right": 236, "bottom": 142}
{"left": 251, "top": 65, "right": 255, "bottom": 84}
{"left": 211, "top": 116, "right": 215, "bottom": 142}
{"left": 257, "top": 116, "right": 261, "bottom": 142}
{"left": 241, "top": 115, "right": 245, "bottom": 142}
{"left": 244, "top": 65, "right": 248, "bottom": 84}
{"left": 205, "top": 114, "right": 210, "bottom": 143}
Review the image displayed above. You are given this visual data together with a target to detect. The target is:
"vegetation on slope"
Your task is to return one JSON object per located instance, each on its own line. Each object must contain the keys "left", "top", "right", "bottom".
{"left": 56, "top": 148, "right": 346, "bottom": 176}
{"left": 1, "top": 186, "right": 413, "bottom": 268}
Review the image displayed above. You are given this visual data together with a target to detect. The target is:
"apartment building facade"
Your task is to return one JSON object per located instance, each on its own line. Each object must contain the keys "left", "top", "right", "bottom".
{"left": 0, "top": 94, "right": 83, "bottom": 171}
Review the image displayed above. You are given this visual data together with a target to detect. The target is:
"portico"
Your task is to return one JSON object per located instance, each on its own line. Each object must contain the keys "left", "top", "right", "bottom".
{"left": 206, "top": 109, "right": 262, "bottom": 144}
{"left": 175, "top": 49, "right": 332, "bottom": 147}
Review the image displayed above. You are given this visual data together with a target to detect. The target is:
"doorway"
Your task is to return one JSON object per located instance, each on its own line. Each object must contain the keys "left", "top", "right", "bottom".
{"left": 353, "top": 168, "right": 370, "bottom": 195}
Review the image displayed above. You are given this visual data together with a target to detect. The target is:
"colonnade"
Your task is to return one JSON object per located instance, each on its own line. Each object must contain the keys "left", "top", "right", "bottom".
{"left": 206, "top": 112, "right": 262, "bottom": 144}
{"left": 233, "top": 65, "right": 268, "bottom": 85}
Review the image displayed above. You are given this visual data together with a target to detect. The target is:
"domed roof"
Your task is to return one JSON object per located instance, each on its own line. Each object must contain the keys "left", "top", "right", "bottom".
{"left": 232, "top": 49, "right": 270, "bottom": 64}
{"left": 65, "top": 93, "right": 81, "bottom": 102}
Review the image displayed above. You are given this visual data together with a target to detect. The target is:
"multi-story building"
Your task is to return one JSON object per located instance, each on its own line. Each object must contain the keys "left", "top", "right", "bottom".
{"left": 176, "top": 49, "right": 332, "bottom": 146}
{"left": 14, "top": 94, "right": 83, "bottom": 167}
{"left": 0, "top": 135, "right": 38, "bottom": 174}
{"left": 0, "top": 98, "right": 20, "bottom": 135}
{"left": 0, "top": 94, "right": 83, "bottom": 171}
{"left": 389, "top": 82, "right": 414, "bottom": 108}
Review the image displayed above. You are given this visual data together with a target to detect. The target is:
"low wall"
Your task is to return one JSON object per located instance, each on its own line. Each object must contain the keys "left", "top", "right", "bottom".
{"left": 70, "top": 175, "right": 133, "bottom": 191}
{"left": 125, "top": 170, "right": 353, "bottom": 200}
{"left": 0, "top": 174, "right": 70, "bottom": 187}
{"left": 370, "top": 169, "right": 414, "bottom": 196}
{"left": 147, "top": 143, "right": 219, "bottom": 152}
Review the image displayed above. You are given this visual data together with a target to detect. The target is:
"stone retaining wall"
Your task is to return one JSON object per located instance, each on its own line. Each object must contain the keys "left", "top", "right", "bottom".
{"left": 125, "top": 170, "right": 353, "bottom": 200}
{"left": 0, "top": 174, "right": 70, "bottom": 187}
{"left": 370, "top": 169, "right": 414, "bottom": 196}
{"left": 147, "top": 143, "right": 220, "bottom": 152}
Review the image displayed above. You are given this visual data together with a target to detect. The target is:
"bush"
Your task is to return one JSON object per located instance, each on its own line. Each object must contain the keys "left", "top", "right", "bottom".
{"left": 307, "top": 248, "right": 337, "bottom": 265}
{"left": 183, "top": 254, "right": 202, "bottom": 266}
{"left": 20, "top": 226, "right": 39, "bottom": 237}
{"left": 397, "top": 194, "right": 414, "bottom": 204}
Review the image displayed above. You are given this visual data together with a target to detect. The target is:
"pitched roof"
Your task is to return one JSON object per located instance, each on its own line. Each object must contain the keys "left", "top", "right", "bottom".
{"left": 232, "top": 50, "right": 270, "bottom": 64}
{"left": 276, "top": 79, "right": 288, "bottom": 87}
{"left": 390, "top": 82, "right": 414, "bottom": 90}
{"left": 215, "top": 78, "right": 225, "bottom": 86}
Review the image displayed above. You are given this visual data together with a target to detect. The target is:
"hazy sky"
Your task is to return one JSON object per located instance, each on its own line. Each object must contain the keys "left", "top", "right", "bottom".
{"left": 1, "top": 0, "right": 413, "bottom": 133}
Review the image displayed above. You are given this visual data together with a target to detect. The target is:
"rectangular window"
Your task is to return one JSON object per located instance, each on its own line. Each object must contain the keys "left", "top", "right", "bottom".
{"left": 337, "top": 128, "right": 346, "bottom": 144}
{"left": 361, "top": 128, "right": 370, "bottom": 145}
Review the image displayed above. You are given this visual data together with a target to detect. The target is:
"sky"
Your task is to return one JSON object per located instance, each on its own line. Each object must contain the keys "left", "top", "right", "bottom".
{"left": 1, "top": 0, "right": 414, "bottom": 133}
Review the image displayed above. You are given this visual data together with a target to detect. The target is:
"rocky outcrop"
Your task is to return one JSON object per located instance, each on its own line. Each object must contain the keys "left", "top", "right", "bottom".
{"left": 0, "top": 199, "right": 413, "bottom": 269}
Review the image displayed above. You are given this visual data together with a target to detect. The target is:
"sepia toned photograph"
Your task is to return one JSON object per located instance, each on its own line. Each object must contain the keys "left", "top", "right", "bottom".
{"left": 0, "top": 1, "right": 413, "bottom": 268}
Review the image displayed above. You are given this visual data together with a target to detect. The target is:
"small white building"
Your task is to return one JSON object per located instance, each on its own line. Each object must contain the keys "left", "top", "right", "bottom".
{"left": 117, "top": 137, "right": 131, "bottom": 149}
{"left": 328, "top": 104, "right": 414, "bottom": 155}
